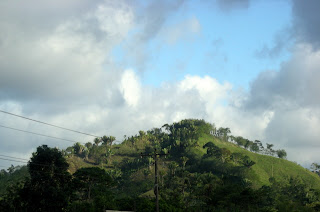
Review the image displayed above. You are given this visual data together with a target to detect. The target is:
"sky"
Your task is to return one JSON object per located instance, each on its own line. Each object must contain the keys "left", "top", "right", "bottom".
{"left": 0, "top": 0, "right": 320, "bottom": 168}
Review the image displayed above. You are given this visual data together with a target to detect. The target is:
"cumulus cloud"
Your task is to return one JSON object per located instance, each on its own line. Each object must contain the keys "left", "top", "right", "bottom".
{"left": 248, "top": 44, "right": 320, "bottom": 110}
{"left": 1, "top": 63, "right": 320, "bottom": 167}
{"left": 0, "top": 71, "right": 237, "bottom": 166}
{"left": 243, "top": 44, "right": 320, "bottom": 165}
{"left": 0, "top": 0, "right": 134, "bottom": 111}
{"left": 122, "top": 0, "right": 186, "bottom": 70}
{"left": 256, "top": 0, "right": 320, "bottom": 58}
{"left": 0, "top": 0, "right": 200, "bottom": 167}
{"left": 120, "top": 69, "right": 141, "bottom": 107}
{"left": 252, "top": 0, "right": 320, "bottom": 165}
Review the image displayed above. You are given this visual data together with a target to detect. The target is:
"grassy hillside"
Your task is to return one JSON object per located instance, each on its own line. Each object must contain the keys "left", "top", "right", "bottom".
{"left": 197, "top": 133, "right": 320, "bottom": 189}
{"left": 65, "top": 120, "right": 320, "bottom": 190}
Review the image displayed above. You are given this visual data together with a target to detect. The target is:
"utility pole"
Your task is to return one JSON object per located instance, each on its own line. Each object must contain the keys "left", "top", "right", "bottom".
{"left": 141, "top": 149, "right": 169, "bottom": 212}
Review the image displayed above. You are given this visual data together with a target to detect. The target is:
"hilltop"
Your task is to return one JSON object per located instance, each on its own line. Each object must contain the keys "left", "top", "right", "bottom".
{"left": 66, "top": 119, "right": 320, "bottom": 189}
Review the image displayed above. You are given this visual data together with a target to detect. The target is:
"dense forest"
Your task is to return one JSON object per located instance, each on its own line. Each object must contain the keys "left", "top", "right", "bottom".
{"left": 1, "top": 119, "right": 320, "bottom": 211}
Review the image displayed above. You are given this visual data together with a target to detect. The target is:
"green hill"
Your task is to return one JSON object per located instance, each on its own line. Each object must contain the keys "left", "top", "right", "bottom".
{"left": 197, "top": 133, "right": 320, "bottom": 189}
{"left": 62, "top": 118, "right": 320, "bottom": 192}
{"left": 1, "top": 119, "right": 320, "bottom": 211}
{"left": 65, "top": 119, "right": 320, "bottom": 189}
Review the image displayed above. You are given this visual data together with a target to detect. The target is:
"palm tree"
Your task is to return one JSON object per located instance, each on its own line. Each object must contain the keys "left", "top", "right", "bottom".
{"left": 168, "top": 161, "right": 179, "bottom": 177}
{"left": 109, "top": 136, "right": 116, "bottom": 146}
{"left": 105, "top": 148, "right": 113, "bottom": 165}
{"left": 85, "top": 142, "right": 93, "bottom": 150}
{"left": 180, "top": 156, "right": 189, "bottom": 170}
{"left": 94, "top": 137, "right": 101, "bottom": 146}
{"left": 101, "top": 136, "right": 109, "bottom": 145}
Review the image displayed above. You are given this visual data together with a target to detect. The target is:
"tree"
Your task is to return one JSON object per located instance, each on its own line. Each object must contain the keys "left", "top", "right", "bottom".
{"left": 266, "top": 143, "right": 275, "bottom": 156}
{"left": 311, "top": 163, "right": 320, "bottom": 172}
{"left": 254, "top": 140, "right": 264, "bottom": 151}
{"left": 101, "top": 136, "right": 109, "bottom": 145}
{"left": 241, "top": 155, "right": 256, "bottom": 168}
{"left": 85, "top": 142, "right": 93, "bottom": 150}
{"left": 84, "top": 149, "right": 89, "bottom": 161}
{"left": 243, "top": 139, "right": 252, "bottom": 150}
{"left": 73, "top": 142, "right": 85, "bottom": 156}
{"left": 180, "top": 156, "right": 189, "bottom": 170}
{"left": 234, "top": 136, "right": 246, "bottom": 147}
{"left": 168, "top": 161, "right": 179, "bottom": 177}
{"left": 231, "top": 152, "right": 244, "bottom": 165}
{"left": 250, "top": 142, "right": 260, "bottom": 153}
{"left": 101, "top": 136, "right": 116, "bottom": 146}
{"left": 109, "top": 136, "right": 116, "bottom": 146}
{"left": 139, "top": 130, "right": 146, "bottom": 137}
{"left": 105, "top": 148, "right": 113, "bottom": 165}
{"left": 220, "top": 148, "right": 231, "bottom": 163}
{"left": 94, "top": 137, "right": 102, "bottom": 146}
{"left": 7, "top": 165, "right": 15, "bottom": 174}
{"left": 66, "top": 146, "right": 75, "bottom": 157}
{"left": 73, "top": 167, "right": 113, "bottom": 201}
{"left": 276, "top": 149, "right": 287, "bottom": 159}
{"left": 217, "top": 127, "right": 231, "bottom": 141}
{"left": 21, "top": 145, "right": 72, "bottom": 211}
{"left": 203, "top": 142, "right": 221, "bottom": 159}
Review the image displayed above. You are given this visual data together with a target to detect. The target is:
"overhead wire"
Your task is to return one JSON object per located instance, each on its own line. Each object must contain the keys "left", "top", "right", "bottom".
{"left": 0, "top": 124, "right": 77, "bottom": 143}
{"left": 0, "top": 157, "right": 28, "bottom": 164}
{"left": 0, "top": 156, "right": 72, "bottom": 169}
{"left": 0, "top": 154, "right": 30, "bottom": 162}
{"left": 0, "top": 161, "right": 73, "bottom": 177}
{"left": 0, "top": 110, "right": 102, "bottom": 171}
{"left": 0, "top": 109, "right": 101, "bottom": 138}
{"left": 0, "top": 156, "right": 87, "bottom": 178}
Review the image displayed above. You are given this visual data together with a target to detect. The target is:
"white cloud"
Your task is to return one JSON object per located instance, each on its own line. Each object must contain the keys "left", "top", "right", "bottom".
{"left": 120, "top": 69, "right": 141, "bottom": 107}
{"left": 242, "top": 44, "right": 320, "bottom": 164}
{"left": 1, "top": 63, "right": 320, "bottom": 167}
{"left": 95, "top": 1, "right": 135, "bottom": 39}
{"left": 0, "top": 0, "right": 136, "bottom": 107}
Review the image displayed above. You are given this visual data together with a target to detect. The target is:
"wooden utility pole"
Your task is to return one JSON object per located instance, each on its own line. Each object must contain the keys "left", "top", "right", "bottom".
{"left": 141, "top": 149, "right": 168, "bottom": 212}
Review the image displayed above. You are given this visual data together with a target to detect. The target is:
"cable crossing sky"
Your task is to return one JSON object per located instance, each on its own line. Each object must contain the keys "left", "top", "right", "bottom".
{"left": 0, "top": 109, "right": 101, "bottom": 138}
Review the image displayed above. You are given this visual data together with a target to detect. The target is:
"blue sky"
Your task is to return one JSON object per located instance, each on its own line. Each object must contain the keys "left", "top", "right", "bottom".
{"left": 113, "top": 0, "right": 292, "bottom": 89}
{"left": 0, "top": 0, "right": 320, "bottom": 167}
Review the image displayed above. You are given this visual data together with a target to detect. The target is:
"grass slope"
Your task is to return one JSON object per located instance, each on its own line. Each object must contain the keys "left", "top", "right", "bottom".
{"left": 197, "top": 133, "right": 320, "bottom": 189}
{"left": 66, "top": 130, "right": 320, "bottom": 190}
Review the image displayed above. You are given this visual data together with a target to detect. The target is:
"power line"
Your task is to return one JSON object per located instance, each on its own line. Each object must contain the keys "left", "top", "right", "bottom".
{"left": 0, "top": 154, "right": 29, "bottom": 162}
{"left": 0, "top": 109, "right": 100, "bottom": 138}
{"left": 0, "top": 124, "right": 77, "bottom": 143}
{"left": 0, "top": 160, "right": 73, "bottom": 177}
{"left": 0, "top": 157, "right": 45, "bottom": 167}
{"left": 0, "top": 154, "right": 60, "bottom": 167}
{"left": 0, "top": 157, "right": 28, "bottom": 164}
{"left": 0, "top": 156, "right": 68, "bottom": 168}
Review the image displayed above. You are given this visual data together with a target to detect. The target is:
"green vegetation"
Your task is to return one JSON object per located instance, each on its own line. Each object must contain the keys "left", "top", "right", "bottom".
{"left": 1, "top": 119, "right": 320, "bottom": 211}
